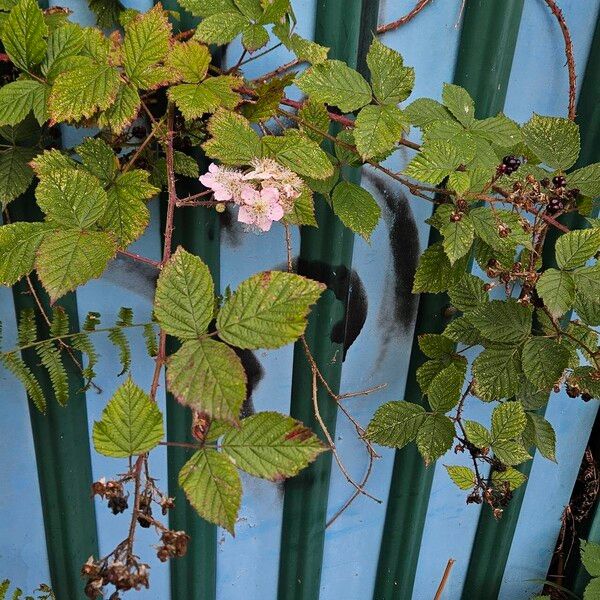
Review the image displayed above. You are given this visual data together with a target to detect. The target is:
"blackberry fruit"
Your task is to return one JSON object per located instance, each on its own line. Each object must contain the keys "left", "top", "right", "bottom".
{"left": 500, "top": 155, "right": 521, "bottom": 175}
{"left": 540, "top": 178, "right": 550, "bottom": 188}
{"left": 552, "top": 175, "right": 566, "bottom": 188}
{"left": 137, "top": 496, "right": 152, "bottom": 528}
{"left": 546, "top": 197, "right": 564, "bottom": 214}
{"left": 108, "top": 496, "right": 128, "bottom": 515}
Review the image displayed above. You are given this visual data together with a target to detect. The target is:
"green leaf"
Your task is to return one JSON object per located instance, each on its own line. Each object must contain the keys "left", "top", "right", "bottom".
{"left": 42, "top": 22, "right": 85, "bottom": 79}
{"left": 473, "top": 346, "right": 522, "bottom": 401}
{"left": 492, "top": 467, "right": 527, "bottom": 491}
{"left": 123, "top": 5, "right": 171, "bottom": 88}
{"left": 366, "top": 38, "right": 414, "bottom": 104}
{"left": 35, "top": 166, "right": 108, "bottom": 229}
{"left": 555, "top": 228, "right": 600, "bottom": 270}
{"left": 178, "top": 0, "right": 237, "bottom": 17}
{"left": 418, "top": 334, "right": 455, "bottom": 359}
{"left": 168, "top": 76, "right": 242, "bottom": 121}
{"left": 35, "top": 229, "right": 116, "bottom": 301}
{"left": 523, "top": 412, "right": 556, "bottom": 462}
{"left": 0, "top": 80, "right": 47, "bottom": 126}
{"left": 0, "top": 222, "right": 49, "bottom": 285}
{"left": 448, "top": 273, "right": 489, "bottom": 312}
{"left": 221, "top": 411, "right": 325, "bottom": 480}
{"left": 3, "top": 0, "right": 47, "bottom": 71}
{"left": 441, "top": 215, "right": 474, "bottom": 264}
{"left": 521, "top": 336, "right": 570, "bottom": 390}
{"left": 469, "top": 206, "right": 532, "bottom": 252}
{"left": 36, "top": 341, "right": 68, "bottom": 405}
{"left": 469, "top": 114, "right": 521, "bottom": 148}
{"left": 154, "top": 247, "right": 215, "bottom": 339}
{"left": 427, "top": 361, "right": 466, "bottom": 412}
{"left": 567, "top": 163, "right": 600, "bottom": 197}
{"left": 166, "top": 40, "right": 210, "bottom": 83}
{"left": 464, "top": 420, "right": 492, "bottom": 447}
{"left": 194, "top": 11, "right": 248, "bottom": 45}
{"left": 522, "top": 114, "right": 580, "bottom": 170}
{"left": 179, "top": 448, "right": 241, "bottom": 534}
{"left": 49, "top": 58, "right": 120, "bottom": 122}
{"left": 1, "top": 352, "right": 46, "bottom": 412}
{"left": 100, "top": 170, "right": 157, "bottom": 247}
{"left": 444, "top": 316, "right": 483, "bottom": 346}
{"left": 296, "top": 59, "right": 372, "bottom": 113}
{"left": 331, "top": 180, "right": 380, "bottom": 242}
{"left": 97, "top": 83, "right": 141, "bottom": 133}
{"left": 442, "top": 83, "right": 475, "bottom": 127}
{"left": 574, "top": 265, "right": 600, "bottom": 301}
{"left": 242, "top": 23, "right": 269, "bottom": 51}
{"left": 217, "top": 270, "right": 324, "bottom": 349}
{"left": 584, "top": 577, "right": 600, "bottom": 600}
{"left": 416, "top": 358, "right": 448, "bottom": 394}
{"left": 282, "top": 186, "right": 316, "bottom": 227}
{"left": 234, "top": 0, "right": 262, "bottom": 19}
{"left": 574, "top": 292, "right": 600, "bottom": 327}
{"left": 77, "top": 137, "right": 118, "bottom": 183}
{"left": 404, "top": 98, "right": 452, "bottom": 128}
{"left": 166, "top": 338, "right": 246, "bottom": 422}
{"left": 242, "top": 74, "right": 294, "bottom": 123}
{"left": 412, "top": 242, "right": 467, "bottom": 293}
{"left": 469, "top": 299, "right": 532, "bottom": 345}
{"left": 416, "top": 413, "right": 455, "bottom": 465}
{"left": 354, "top": 104, "right": 408, "bottom": 160}
{"left": 0, "top": 146, "right": 35, "bottom": 205}
{"left": 203, "top": 109, "right": 261, "bottom": 165}
{"left": 92, "top": 377, "right": 163, "bottom": 457}
{"left": 582, "top": 540, "right": 600, "bottom": 577}
{"left": 445, "top": 465, "right": 475, "bottom": 490}
{"left": 492, "top": 440, "right": 531, "bottom": 466}
{"left": 536, "top": 268, "right": 575, "bottom": 317}
{"left": 365, "top": 400, "right": 426, "bottom": 448}
{"left": 491, "top": 401, "right": 527, "bottom": 442}
{"left": 261, "top": 130, "right": 334, "bottom": 180}
{"left": 404, "top": 140, "right": 468, "bottom": 185}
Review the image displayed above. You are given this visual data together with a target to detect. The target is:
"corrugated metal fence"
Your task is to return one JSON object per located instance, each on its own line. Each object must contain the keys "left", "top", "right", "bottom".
{"left": 1, "top": 1, "right": 600, "bottom": 598}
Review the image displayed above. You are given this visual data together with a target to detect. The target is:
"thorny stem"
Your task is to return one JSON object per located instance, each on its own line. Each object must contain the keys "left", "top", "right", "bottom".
{"left": 252, "top": 57, "right": 304, "bottom": 83}
{"left": 376, "top": 0, "right": 434, "bottom": 34}
{"left": 433, "top": 558, "right": 456, "bottom": 600}
{"left": 118, "top": 250, "right": 161, "bottom": 269}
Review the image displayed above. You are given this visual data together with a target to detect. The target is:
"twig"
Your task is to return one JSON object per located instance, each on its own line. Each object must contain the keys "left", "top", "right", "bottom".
{"left": 252, "top": 57, "right": 304, "bottom": 83}
{"left": 122, "top": 122, "right": 161, "bottom": 173}
{"left": 433, "top": 559, "right": 456, "bottom": 600}
{"left": 284, "top": 224, "right": 293, "bottom": 272}
{"left": 118, "top": 250, "right": 161, "bottom": 269}
{"left": 544, "top": 0, "right": 576, "bottom": 120}
{"left": 377, "top": 0, "right": 434, "bottom": 34}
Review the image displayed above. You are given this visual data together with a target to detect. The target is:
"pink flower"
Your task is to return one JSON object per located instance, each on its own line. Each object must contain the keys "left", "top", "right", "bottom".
{"left": 199, "top": 163, "right": 245, "bottom": 202}
{"left": 237, "top": 186, "right": 284, "bottom": 232}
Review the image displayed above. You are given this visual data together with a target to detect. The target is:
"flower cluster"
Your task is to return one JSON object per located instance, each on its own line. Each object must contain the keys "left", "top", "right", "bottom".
{"left": 199, "top": 159, "right": 304, "bottom": 232}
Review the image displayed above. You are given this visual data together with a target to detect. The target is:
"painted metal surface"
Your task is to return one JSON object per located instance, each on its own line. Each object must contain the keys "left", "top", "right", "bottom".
{"left": 1, "top": 1, "right": 600, "bottom": 599}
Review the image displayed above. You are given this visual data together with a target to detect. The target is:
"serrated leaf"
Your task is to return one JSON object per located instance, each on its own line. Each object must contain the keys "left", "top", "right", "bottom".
{"left": 555, "top": 228, "right": 600, "bottom": 270}
{"left": 464, "top": 420, "right": 492, "bottom": 448}
{"left": 298, "top": 99, "right": 329, "bottom": 142}
{"left": 282, "top": 186, "right": 316, "bottom": 227}
{"left": 427, "top": 361, "right": 466, "bottom": 412}
{"left": 108, "top": 326, "right": 131, "bottom": 375}
{"left": 1, "top": 352, "right": 46, "bottom": 412}
{"left": 296, "top": 59, "right": 371, "bottom": 113}
{"left": 217, "top": 270, "right": 324, "bottom": 349}
{"left": 179, "top": 448, "right": 241, "bottom": 534}
{"left": 166, "top": 40, "right": 210, "bottom": 83}
{"left": 574, "top": 291, "right": 600, "bottom": 327}
{"left": 168, "top": 76, "right": 242, "bottom": 121}
{"left": 202, "top": 109, "right": 261, "bottom": 165}
{"left": 194, "top": 11, "right": 248, "bottom": 45}
{"left": 581, "top": 540, "right": 600, "bottom": 578}
{"left": 354, "top": 104, "right": 408, "bottom": 160}
{"left": 416, "top": 413, "right": 455, "bottom": 465}
{"left": 178, "top": 0, "right": 237, "bottom": 17}
{"left": 234, "top": 0, "right": 262, "bottom": 19}
{"left": 35, "top": 166, "right": 108, "bottom": 229}
{"left": 444, "top": 316, "right": 483, "bottom": 346}
{"left": 3, "top": 0, "right": 47, "bottom": 71}
{"left": 49, "top": 58, "right": 120, "bottom": 122}
{"left": 445, "top": 465, "right": 476, "bottom": 490}
{"left": 536, "top": 268, "right": 575, "bottom": 317}
{"left": 221, "top": 411, "right": 325, "bottom": 480}
{"left": 123, "top": 5, "right": 171, "bottom": 88}
{"left": 366, "top": 400, "right": 426, "bottom": 448}
{"left": 0, "top": 224, "right": 45, "bottom": 287}
{"left": 0, "top": 80, "right": 47, "bottom": 127}
{"left": 283, "top": 32, "right": 328, "bottom": 64}
{"left": 36, "top": 341, "right": 68, "bottom": 405}
{"left": 492, "top": 466, "right": 527, "bottom": 491}
{"left": 0, "top": 146, "right": 35, "bottom": 205}
{"left": 42, "top": 21, "right": 85, "bottom": 79}
{"left": 442, "top": 83, "right": 475, "bottom": 127}
{"left": 567, "top": 163, "right": 600, "bottom": 197}
{"left": 469, "top": 206, "right": 532, "bottom": 251}
{"left": 261, "top": 130, "right": 333, "bottom": 180}
{"left": 77, "top": 137, "right": 118, "bottom": 183}
{"left": 448, "top": 273, "right": 489, "bottom": 312}
{"left": 473, "top": 346, "right": 522, "bottom": 401}
{"left": 154, "top": 247, "right": 215, "bottom": 339}
{"left": 366, "top": 38, "right": 414, "bottom": 104}
{"left": 523, "top": 412, "right": 556, "bottom": 462}
{"left": 35, "top": 229, "right": 116, "bottom": 301}
{"left": 97, "top": 83, "right": 141, "bottom": 133}
{"left": 242, "top": 74, "right": 293, "bottom": 122}
{"left": 405, "top": 98, "right": 452, "bottom": 128}
{"left": 574, "top": 265, "right": 600, "bottom": 302}
{"left": 418, "top": 334, "right": 455, "bottom": 359}
{"left": 584, "top": 577, "right": 600, "bottom": 600}
{"left": 491, "top": 401, "right": 526, "bottom": 442}
{"left": 492, "top": 440, "right": 531, "bottom": 466}
{"left": 521, "top": 336, "right": 570, "bottom": 390}
{"left": 404, "top": 140, "right": 468, "bottom": 185}
{"left": 413, "top": 242, "right": 468, "bottom": 293}
{"left": 469, "top": 299, "right": 532, "bottom": 345}
{"left": 441, "top": 215, "right": 474, "bottom": 264}
{"left": 242, "top": 23, "right": 269, "bottom": 51}
{"left": 166, "top": 338, "right": 246, "bottom": 422}
{"left": 522, "top": 114, "right": 580, "bottom": 170}
{"left": 92, "top": 378, "right": 163, "bottom": 457}
{"left": 470, "top": 114, "right": 521, "bottom": 148}
{"left": 331, "top": 180, "right": 380, "bottom": 242}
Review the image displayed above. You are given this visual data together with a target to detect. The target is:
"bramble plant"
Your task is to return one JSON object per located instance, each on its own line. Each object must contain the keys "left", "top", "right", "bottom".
{"left": 0, "top": 0, "right": 598, "bottom": 596}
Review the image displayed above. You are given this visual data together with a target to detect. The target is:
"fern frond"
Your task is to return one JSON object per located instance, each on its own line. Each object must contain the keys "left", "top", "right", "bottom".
{"left": 49, "top": 307, "right": 69, "bottom": 337}
{"left": 108, "top": 327, "right": 131, "bottom": 375}
{"left": 17, "top": 309, "right": 37, "bottom": 346}
{"left": 70, "top": 332, "right": 99, "bottom": 387}
{"left": 143, "top": 323, "right": 158, "bottom": 357}
{"left": 83, "top": 311, "right": 101, "bottom": 331}
{"left": 1, "top": 353, "right": 46, "bottom": 412}
{"left": 36, "top": 342, "right": 69, "bottom": 406}
{"left": 116, "top": 306, "right": 133, "bottom": 327}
